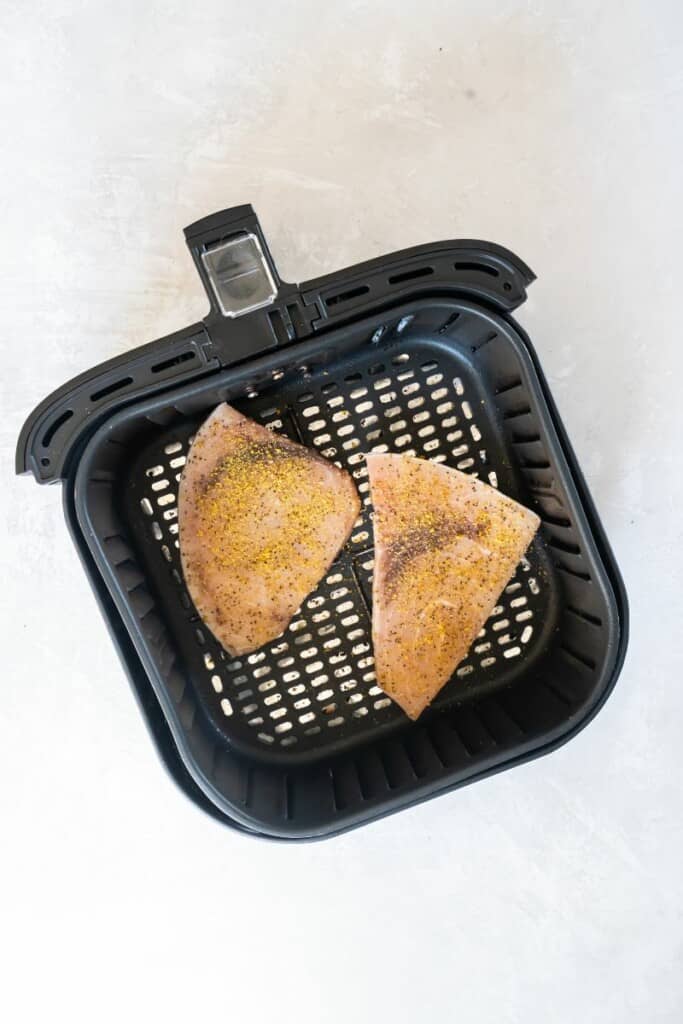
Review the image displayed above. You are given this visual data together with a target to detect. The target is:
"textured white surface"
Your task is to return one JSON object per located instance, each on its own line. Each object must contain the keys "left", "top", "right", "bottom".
{"left": 2, "top": 2, "right": 682, "bottom": 1022}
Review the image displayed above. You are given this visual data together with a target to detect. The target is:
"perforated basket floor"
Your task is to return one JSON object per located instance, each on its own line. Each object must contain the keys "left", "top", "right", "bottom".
{"left": 124, "top": 341, "right": 553, "bottom": 760}
{"left": 70, "top": 296, "right": 624, "bottom": 836}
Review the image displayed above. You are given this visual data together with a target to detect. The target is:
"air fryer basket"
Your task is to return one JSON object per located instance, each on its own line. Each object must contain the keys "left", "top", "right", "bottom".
{"left": 17, "top": 205, "right": 628, "bottom": 838}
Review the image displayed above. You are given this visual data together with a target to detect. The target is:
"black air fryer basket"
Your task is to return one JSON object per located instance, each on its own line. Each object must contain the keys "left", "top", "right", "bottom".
{"left": 17, "top": 206, "right": 628, "bottom": 838}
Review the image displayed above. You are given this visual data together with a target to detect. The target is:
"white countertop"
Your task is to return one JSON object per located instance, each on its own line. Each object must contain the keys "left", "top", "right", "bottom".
{"left": 2, "top": 3, "right": 681, "bottom": 1021}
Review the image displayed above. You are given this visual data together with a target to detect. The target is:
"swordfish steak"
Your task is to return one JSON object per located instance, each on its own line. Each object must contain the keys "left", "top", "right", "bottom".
{"left": 366, "top": 453, "right": 540, "bottom": 719}
{"left": 179, "top": 404, "right": 360, "bottom": 657}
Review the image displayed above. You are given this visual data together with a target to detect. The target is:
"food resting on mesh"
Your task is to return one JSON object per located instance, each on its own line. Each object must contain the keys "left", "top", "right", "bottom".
{"left": 179, "top": 404, "right": 539, "bottom": 717}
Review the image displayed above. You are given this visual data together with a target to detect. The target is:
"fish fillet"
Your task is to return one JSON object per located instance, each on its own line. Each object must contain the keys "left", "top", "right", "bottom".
{"left": 179, "top": 403, "right": 360, "bottom": 656}
{"left": 366, "top": 453, "right": 540, "bottom": 719}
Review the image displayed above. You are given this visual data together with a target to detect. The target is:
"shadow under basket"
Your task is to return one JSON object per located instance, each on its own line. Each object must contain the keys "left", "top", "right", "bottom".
{"left": 17, "top": 205, "right": 627, "bottom": 838}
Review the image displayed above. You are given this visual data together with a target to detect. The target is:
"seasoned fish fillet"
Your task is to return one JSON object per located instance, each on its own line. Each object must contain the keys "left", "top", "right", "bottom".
{"left": 366, "top": 453, "right": 540, "bottom": 719}
{"left": 179, "top": 404, "right": 360, "bottom": 656}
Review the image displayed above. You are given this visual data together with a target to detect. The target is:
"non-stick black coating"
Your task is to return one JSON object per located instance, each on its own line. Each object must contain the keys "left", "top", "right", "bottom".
{"left": 73, "top": 298, "right": 624, "bottom": 836}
